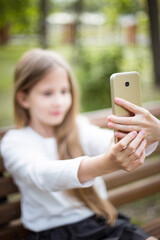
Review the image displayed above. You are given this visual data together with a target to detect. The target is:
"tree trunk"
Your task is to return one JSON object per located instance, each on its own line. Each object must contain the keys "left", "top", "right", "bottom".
{"left": 0, "top": 24, "right": 10, "bottom": 45}
{"left": 73, "top": 0, "right": 84, "bottom": 46}
{"left": 39, "top": 0, "right": 48, "bottom": 49}
{"left": 147, "top": 0, "right": 160, "bottom": 86}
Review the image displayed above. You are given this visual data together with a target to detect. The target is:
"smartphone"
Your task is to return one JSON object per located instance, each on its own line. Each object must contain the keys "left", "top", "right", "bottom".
{"left": 110, "top": 71, "right": 142, "bottom": 117}
{"left": 110, "top": 71, "right": 142, "bottom": 142}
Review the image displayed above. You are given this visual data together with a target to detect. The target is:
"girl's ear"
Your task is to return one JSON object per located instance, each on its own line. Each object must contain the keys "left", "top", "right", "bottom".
{"left": 16, "top": 91, "right": 30, "bottom": 109}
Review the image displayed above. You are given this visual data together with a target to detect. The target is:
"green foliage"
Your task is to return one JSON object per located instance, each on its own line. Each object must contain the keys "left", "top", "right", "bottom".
{"left": 0, "top": 45, "right": 31, "bottom": 90}
{"left": 0, "top": 0, "right": 54, "bottom": 35}
{"left": 103, "top": 0, "right": 145, "bottom": 25}
{"left": 0, "top": 0, "right": 38, "bottom": 34}
{"left": 76, "top": 46, "right": 123, "bottom": 112}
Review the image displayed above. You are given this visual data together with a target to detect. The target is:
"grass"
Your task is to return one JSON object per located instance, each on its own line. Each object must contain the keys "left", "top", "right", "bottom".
{"left": 118, "top": 192, "right": 160, "bottom": 226}
{"left": 0, "top": 45, "right": 33, "bottom": 90}
{"left": 0, "top": 45, "right": 33, "bottom": 126}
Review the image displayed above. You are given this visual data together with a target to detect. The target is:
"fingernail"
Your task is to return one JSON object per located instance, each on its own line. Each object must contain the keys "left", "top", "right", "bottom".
{"left": 140, "top": 130, "right": 145, "bottom": 136}
{"left": 108, "top": 123, "right": 113, "bottom": 128}
{"left": 115, "top": 98, "right": 120, "bottom": 103}
{"left": 132, "top": 131, "right": 137, "bottom": 135}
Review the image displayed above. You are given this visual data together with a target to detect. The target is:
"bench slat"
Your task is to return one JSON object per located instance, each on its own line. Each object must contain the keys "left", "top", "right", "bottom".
{"left": 0, "top": 156, "right": 4, "bottom": 173}
{"left": 0, "top": 177, "right": 19, "bottom": 197}
{"left": 108, "top": 175, "right": 160, "bottom": 207}
{"left": 142, "top": 218, "right": 160, "bottom": 239}
{"left": 104, "top": 158, "right": 160, "bottom": 190}
{"left": 0, "top": 222, "right": 28, "bottom": 240}
{"left": 0, "top": 202, "right": 21, "bottom": 225}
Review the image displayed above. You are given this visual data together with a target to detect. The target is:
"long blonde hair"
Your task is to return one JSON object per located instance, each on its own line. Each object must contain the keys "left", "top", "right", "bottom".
{"left": 14, "top": 49, "right": 117, "bottom": 225}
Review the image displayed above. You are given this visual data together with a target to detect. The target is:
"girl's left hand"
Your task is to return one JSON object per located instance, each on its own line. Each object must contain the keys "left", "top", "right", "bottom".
{"left": 107, "top": 98, "right": 160, "bottom": 144}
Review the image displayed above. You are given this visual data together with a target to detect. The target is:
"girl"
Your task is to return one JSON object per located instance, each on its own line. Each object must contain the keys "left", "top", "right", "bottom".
{"left": 1, "top": 49, "right": 159, "bottom": 240}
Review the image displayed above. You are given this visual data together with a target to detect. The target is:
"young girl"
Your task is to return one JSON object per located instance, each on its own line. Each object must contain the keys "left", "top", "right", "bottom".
{"left": 1, "top": 49, "right": 159, "bottom": 240}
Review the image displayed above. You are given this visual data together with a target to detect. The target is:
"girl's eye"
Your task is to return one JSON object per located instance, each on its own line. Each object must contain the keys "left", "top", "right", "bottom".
{"left": 61, "top": 89, "right": 70, "bottom": 94}
{"left": 44, "top": 92, "right": 52, "bottom": 96}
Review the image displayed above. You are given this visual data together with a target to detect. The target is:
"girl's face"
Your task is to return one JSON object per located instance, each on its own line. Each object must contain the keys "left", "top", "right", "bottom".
{"left": 20, "top": 67, "right": 72, "bottom": 137}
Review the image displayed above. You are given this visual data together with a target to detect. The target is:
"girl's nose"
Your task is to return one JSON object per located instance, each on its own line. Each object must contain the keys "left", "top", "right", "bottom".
{"left": 52, "top": 94, "right": 63, "bottom": 106}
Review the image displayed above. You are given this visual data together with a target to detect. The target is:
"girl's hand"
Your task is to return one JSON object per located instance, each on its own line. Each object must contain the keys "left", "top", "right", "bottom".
{"left": 78, "top": 130, "right": 147, "bottom": 183}
{"left": 105, "top": 130, "right": 147, "bottom": 172}
{"left": 107, "top": 98, "right": 160, "bottom": 144}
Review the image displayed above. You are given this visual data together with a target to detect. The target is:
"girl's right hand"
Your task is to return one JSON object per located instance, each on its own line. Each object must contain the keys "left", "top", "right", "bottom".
{"left": 78, "top": 130, "right": 147, "bottom": 184}
{"left": 105, "top": 130, "right": 147, "bottom": 172}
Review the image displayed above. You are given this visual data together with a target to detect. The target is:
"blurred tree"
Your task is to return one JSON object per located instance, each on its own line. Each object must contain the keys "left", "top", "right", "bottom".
{"left": 77, "top": 46, "right": 123, "bottom": 111}
{"left": 72, "top": 0, "right": 84, "bottom": 46}
{"left": 82, "top": 0, "right": 107, "bottom": 12}
{"left": 147, "top": 0, "right": 160, "bottom": 87}
{"left": 39, "top": 0, "right": 49, "bottom": 48}
{"left": 0, "top": 0, "right": 53, "bottom": 48}
{"left": 102, "top": 0, "right": 144, "bottom": 25}
{"left": 102, "top": 0, "right": 160, "bottom": 86}
{"left": 0, "top": 0, "right": 38, "bottom": 45}
{"left": 52, "top": 0, "right": 108, "bottom": 46}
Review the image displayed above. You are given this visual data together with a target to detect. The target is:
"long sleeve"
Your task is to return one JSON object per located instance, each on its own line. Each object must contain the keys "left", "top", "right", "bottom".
{"left": 77, "top": 116, "right": 114, "bottom": 157}
{"left": 1, "top": 129, "right": 94, "bottom": 192}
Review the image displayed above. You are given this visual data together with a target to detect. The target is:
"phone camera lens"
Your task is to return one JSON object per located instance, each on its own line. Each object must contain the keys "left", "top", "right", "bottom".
{"left": 125, "top": 81, "right": 129, "bottom": 87}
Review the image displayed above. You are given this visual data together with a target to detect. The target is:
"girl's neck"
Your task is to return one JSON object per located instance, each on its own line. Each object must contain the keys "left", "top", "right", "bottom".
{"left": 29, "top": 122, "right": 56, "bottom": 138}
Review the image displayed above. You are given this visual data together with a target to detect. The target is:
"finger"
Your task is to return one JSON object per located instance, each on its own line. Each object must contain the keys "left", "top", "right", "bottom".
{"left": 131, "top": 149, "right": 146, "bottom": 171}
{"left": 128, "top": 150, "right": 146, "bottom": 172}
{"left": 115, "top": 97, "right": 142, "bottom": 114}
{"left": 125, "top": 130, "right": 146, "bottom": 156}
{"left": 132, "top": 149, "right": 146, "bottom": 165}
{"left": 108, "top": 121, "right": 139, "bottom": 132}
{"left": 129, "top": 138, "right": 147, "bottom": 162}
{"left": 108, "top": 115, "right": 138, "bottom": 125}
{"left": 115, "top": 132, "right": 127, "bottom": 139}
{"left": 139, "top": 149, "right": 146, "bottom": 164}
{"left": 116, "top": 131, "right": 137, "bottom": 152}
{"left": 115, "top": 132, "right": 127, "bottom": 143}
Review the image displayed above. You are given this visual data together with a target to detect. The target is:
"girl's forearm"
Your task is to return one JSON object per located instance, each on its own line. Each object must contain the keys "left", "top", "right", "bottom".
{"left": 78, "top": 154, "right": 115, "bottom": 184}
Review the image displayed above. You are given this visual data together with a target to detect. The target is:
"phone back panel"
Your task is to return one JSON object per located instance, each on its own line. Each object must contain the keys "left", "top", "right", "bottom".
{"left": 110, "top": 72, "right": 141, "bottom": 116}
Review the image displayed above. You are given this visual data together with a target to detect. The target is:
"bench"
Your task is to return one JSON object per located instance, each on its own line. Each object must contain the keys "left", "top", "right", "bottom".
{"left": 0, "top": 101, "right": 160, "bottom": 240}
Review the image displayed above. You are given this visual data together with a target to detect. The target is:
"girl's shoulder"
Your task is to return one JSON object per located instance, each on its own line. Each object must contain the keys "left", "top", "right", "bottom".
{"left": 76, "top": 115, "right": 90, "bottom": 127}
{"left": 1, "top": 126, "right": 34, "bottom": 145}
{"left": 2, "top": 127, "right": 27, "bottom": 138}
{"left": 76, "top": 115, "right": 113, "bottom": 133}
{"left": 76, "top": 115, "right": 113, "bottom": 139}
{"left": 76, "top": 115, "right": 96, "bottom": 135}
{"left": 76, "top": 115, "right": 113, "bottom": 156}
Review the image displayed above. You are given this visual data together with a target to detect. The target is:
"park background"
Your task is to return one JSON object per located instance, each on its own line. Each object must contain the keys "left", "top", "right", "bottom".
{"left": 0, "top": 0, "right": 160, "bottom": 226}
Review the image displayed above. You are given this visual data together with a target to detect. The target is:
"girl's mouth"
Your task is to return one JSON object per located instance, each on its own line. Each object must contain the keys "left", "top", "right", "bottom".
{"left": 52, "top": 111, "right": 62, "bottom": 116}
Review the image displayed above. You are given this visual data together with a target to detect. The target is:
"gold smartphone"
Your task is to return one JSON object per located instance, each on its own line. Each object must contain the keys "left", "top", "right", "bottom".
{"left": 110, "top": 71, "right": 142, "bottom": 142}
{"left": 110, "top": 71, "right": 142, "bottom": 117}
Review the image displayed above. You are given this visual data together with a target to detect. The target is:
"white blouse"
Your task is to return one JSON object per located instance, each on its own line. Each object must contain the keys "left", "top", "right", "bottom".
{"left": 1, "top": 116, "right": 157, "bottom": 232}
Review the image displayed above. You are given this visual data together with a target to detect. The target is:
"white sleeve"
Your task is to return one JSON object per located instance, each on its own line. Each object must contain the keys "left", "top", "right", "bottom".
{"left": 77, "top": 116, "right": 114, "bottom": 156}
{"left": 145, "top": 142, "right": 158, "bottom": 156}
{"left": 1, "top": 133, "right": 94, "bottom": 192}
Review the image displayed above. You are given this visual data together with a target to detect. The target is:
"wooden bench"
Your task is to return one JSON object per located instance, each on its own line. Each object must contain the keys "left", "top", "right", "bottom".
{"left": 0, "top": 101, "right": 160, "bottom": 240}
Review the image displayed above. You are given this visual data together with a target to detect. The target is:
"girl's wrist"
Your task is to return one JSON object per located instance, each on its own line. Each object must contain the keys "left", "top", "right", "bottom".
{"left": 78, "top": 154, "right": 112, "bottom": 184}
